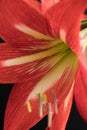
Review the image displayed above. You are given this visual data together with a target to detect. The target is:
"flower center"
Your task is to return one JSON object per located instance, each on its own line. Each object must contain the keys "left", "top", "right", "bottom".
{"left": 13, "top": 21, "right": 87, "bottom": 128}
{"left": 14, "top": 24, "right": 78, "bottom": 127}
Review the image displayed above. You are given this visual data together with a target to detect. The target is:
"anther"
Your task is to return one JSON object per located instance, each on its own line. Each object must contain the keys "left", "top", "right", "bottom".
{"left": 52, "top": 90, "right": 58, "bottom": 114}
{"left": 26, "top": 101, "right": 32, "bottom": 113}
{"left": 42, "top": 94, "right": 47, "bottom": 104}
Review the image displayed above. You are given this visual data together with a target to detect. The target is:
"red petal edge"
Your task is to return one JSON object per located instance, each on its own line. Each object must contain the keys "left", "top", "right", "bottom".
{"left": 74, "top": 65, "right": 87, "bottom": 122}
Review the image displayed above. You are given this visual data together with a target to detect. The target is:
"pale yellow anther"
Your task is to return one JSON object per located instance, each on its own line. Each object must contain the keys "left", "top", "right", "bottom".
{"left": 42, "top": 94, "right": 48, "bottom": 104}
{"left": 26, "top": 101, "right": 32, "bottom": 113}
{"left": 37, "top": 93, "right": 47, "bottom": 103}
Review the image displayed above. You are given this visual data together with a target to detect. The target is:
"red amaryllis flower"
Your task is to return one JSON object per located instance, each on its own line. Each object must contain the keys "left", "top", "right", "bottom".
{"left": 0, "top": 0, "right": 87, "bottom": 130}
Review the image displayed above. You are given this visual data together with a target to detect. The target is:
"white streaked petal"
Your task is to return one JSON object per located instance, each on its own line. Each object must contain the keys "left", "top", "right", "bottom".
{"left": 27, "top": 52, "right": 76, "bottom": 100}
{"left": 15, "top": 24, "right": 54, "bottom": 40}
{"left": 2, "top": 44, "right": 67, "bottom": 67}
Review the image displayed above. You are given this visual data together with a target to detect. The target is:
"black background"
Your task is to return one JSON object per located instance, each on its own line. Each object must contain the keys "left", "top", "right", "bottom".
{"left": 0, "top": 0, "right": 87, "bottom": 129}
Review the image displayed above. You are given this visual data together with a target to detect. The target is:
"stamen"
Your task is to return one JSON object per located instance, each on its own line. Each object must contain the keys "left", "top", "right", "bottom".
{"left": 42, "top": 94, "right": 47, "bottom": 113}
{"left": 48, "top": 103, "right": 52, "bottom": 127}
{"left": 52, "top": 90, "right": 58, "bottom": 114}
{"left": 43, "top": 104, "right": 47, "bottom": 113}
{"left": 37, "top": 93, "right": 43, "bottom": 118}
{"left": 37, "top": 93, "right": 47, "bottom": 117}
{"left": 26, "top": 101, "right": 32, "bottom": 113}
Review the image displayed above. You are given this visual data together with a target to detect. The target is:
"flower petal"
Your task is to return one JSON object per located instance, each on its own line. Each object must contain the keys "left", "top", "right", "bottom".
{"left": 46, "top": 0, "right": 87, "bottom": 53}
{"left": 4, "top": 82, "right": 45, "bottom": 130}
{"left": 82, "top": 15, "right": 87, "bottom": 21}
{"left": 4, "top": 52, "right": 77, "bottom": 130}
{"left": 26, "top": 51, "right": 77, "bottom": 101}
{"left": 26, "top": 52, "right": 77, "bottom": 130}
{"left": 0, "top": 42, "right": 67, "bottom": 83}
{"left": 0, "top": 0, "right": 53, "bottom": 48}
{"left": 41, "top": 0, "right": 60, "bottom": 13}
{"left": 46, "top": 85, "right": 73, "bottom": 130}
{"left": 74, "top": 66, "right": 87, "bottom": 122}
{"left": 0, "top": 44, "right": 61, "bottom": 83}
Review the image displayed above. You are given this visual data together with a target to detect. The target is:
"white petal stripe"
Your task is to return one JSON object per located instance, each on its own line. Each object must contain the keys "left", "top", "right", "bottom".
{"left": 27, "top": 52, "right": 76, "bottom": 100}
{"left": 2, "top": 44, "right": 67, "bottom": 67}
{"left": 15, "top": 24, "right": 54, "bottom": 40}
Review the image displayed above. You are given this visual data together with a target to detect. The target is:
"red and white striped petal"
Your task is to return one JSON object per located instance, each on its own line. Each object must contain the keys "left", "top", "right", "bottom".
{"left": 4, "top": 51, "right": 77, "bottom": 130}
{"left": 46, "top": 0, "right": 87, "bottom": 53}
{"left": 27, "top": 52, "right": 77, "bottom": 101}
{"left": 0, "top": 42, "right": 67, "bottom": 83}
{"left": 0, "top": 0, "right": 53, "bottom": 48}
